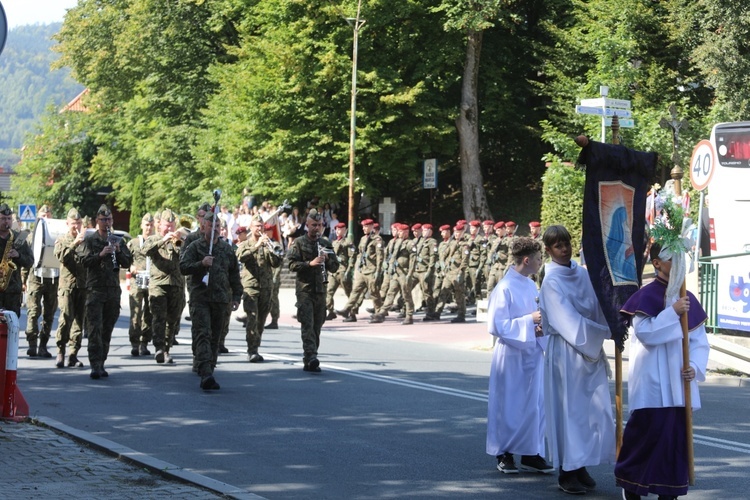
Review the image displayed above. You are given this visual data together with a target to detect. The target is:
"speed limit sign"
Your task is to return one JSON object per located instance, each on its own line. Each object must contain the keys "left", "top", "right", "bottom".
{"left": 689, "top": 140, "right": 715, "bottom": 191}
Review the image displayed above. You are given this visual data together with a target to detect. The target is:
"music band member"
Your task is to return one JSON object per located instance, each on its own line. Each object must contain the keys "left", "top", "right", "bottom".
{"left": 127, "top": 213, "right": 155, "bottom": 357}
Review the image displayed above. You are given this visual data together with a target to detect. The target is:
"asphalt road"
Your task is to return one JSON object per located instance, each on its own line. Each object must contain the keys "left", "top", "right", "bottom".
{"left": 14, "top": 288, "right": 750, "bottom": 499}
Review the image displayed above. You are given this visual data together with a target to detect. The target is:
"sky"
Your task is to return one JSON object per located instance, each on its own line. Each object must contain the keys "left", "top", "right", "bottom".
{"left": 2, "top": 0, "right": 78, "bottom": 29}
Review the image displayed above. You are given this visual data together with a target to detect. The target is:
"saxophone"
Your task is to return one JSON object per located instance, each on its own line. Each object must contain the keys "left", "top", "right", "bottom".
{"left": 0, "top": 231, "right": 18, "bottom": 292}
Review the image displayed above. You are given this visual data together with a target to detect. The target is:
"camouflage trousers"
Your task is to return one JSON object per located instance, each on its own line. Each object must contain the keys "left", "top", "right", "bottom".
{"left": 150, "top": 285, "right": 182, "bottom": 352}
{"left": 190, "top": 300, "right": 229, "bottom": 377}
{"left": 296, "top": 291, "right": 326, "bottom": 362}
{"left": 269, "top": 266, "right": 282, "bottom": 322}
{"left": 345, "top": 271, "right": 382, "bottom": 313}
{"left": 128, "top": 286, "right": 152, "bottom": 348}
{"left": 55, "top": 288, "right": 85, "bottom": 355}
{"left": 379, "top": 272, "right": 413, "bottom": 317}
{"left": 243, "top": 288, "right": 272, "bottom": 354}
{"left": 436, "top": 269, "right": 466, "bottom": 319}
{"left": 85, "top": 288, "right": 122, "bottom": 371}
{"left": 414, "top": 271, "right": 436, "bottom": 314}
{"left": 26, "top": 277, "right": 59, "bottom": 346}
{"left": 326, "top": 271, "right": 352, "bottom": 313}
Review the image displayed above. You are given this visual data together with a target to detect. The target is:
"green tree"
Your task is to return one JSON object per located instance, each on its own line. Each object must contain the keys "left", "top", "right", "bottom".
{"left": 129, "top": 174, "right": 147, "bottom": 236}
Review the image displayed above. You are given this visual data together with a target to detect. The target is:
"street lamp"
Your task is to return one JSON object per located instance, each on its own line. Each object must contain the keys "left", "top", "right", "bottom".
{"left": 345, "top": 0, "right": 365, "bottom": 238}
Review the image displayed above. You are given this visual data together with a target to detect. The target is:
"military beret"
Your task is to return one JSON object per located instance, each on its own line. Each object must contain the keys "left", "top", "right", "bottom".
{"left": 66, "top": 208, "right": 81, "bottom": 220}
{"left": 483, "top": 220, "right": 494, "bottom": 226}
{"left": 142, "top": 212, "right": 155, "bottom": 223}
{"left": 470, "top": 220, "right": 481, "bottom": 227}
{"left": 203, "top": 210, "right": 217, "bottom": 222}
{"left": 411, "top": 223, "right": 422, "bottom": 230}
{"left": 373, "top": 223, "right": 380, "bottom": 229}
{"left": 96, "top": 204, "right": 112, "bottom": 217}
{"left": 264, "top": 223, "right": 275, "bottom": 231}
{"left": 159, "top": 209, "right": 176, "bottom": 222}
{"left": 361, "top": 219, "right": 374, "bottom": 226}
{"left": 336, "top": 222, "right": 346, "bottom": 229}
{"left": 39, "top": 204, "right": 51, "bottom": 215}
{"left": 506, "top": 221, "right": 516, "bottom": 227}
{"left": 454, "top": 223, "right": 466, "bottom": 231}
{"left": 400, "top": 224, "right": 410, "bottom": 231}
{"left": 236, "top": 226, "right": 248, "bottom": 234}
{"left": 494, "top": 221, "right": 506, "bottom": 229}
{"left": 456, "top": 219, "right": 467, "bottom": 225}
{"left": 422, "top": 224, "right": 433, "bottom": 230}
{"left": 529, "top": 221, "right": 541, "bottom": 228}
{"left": 439, "top": 224, "right": 450, "bottom": 231}
{"left": 0, "top": 203, "right": 12, "bottom": 216}
{"left": 307, "top": 209, "right": 322, "bottom": 222}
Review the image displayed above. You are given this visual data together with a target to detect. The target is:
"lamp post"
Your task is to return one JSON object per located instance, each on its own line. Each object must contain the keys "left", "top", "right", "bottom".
{"left": 346, "top": 0, "right": 365, "bottom": 238}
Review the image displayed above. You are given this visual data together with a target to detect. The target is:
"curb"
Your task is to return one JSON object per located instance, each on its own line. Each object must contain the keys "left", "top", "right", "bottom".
{"left": 31, "top": 416, "right": 267, "bottom": 500}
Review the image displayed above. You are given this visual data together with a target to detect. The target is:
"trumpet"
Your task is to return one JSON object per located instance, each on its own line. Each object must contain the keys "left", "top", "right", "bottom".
{"left": 106, "top": 227, "right": 120, "bottom": 270}
{"left": 317, "top": 243, "right": 335, "bottom": 284}
{"left": 171, "top": 227, "right": 191, "bottom": 247}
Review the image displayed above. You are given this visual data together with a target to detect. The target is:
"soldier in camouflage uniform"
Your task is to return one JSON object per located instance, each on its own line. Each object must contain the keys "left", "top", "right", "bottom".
{"left": 0, "top": 204, "right": 34, "bottom": 342}
{"left": 502, "top": 221, "right": 519, "bottom": 275}
{"left": 465, "top": 220, "right": 484, "bottom": 305}
{"left": 127, "top": 213, "right": 155, "bottom": 357}
{"left": 263, "top": 222, "right": 284, "bottom": 331}
{"left": 326, "top": 222, "right": 355, "bottom": 320}
{"left": 77, "top": 205, "right": 132, "bottom": 379}
{"left": 337, "top": 219, "right": 383, "bottom": 323}
{"left": 144, "top": 209, "right": 186, "bottom": 365}
{"left": 180, "top": 210, "right": 241, "bottom": 390}
{"left": 371, "top": 224, "right": 416, "bottom": 324}
{"left": 376, "top": 223, "right": 400, "bottom": 314}
{"left": 485, "top": 222, "right": 509, "bottom": 293}
{"left": 236, "top": 216, "right": 282, "bottom": 362}
{"left": 434, "top": 222, "right": 470, "bottom": 323}
{"left": 25, "top": 205, "right": 59, "bottom": 358}
{"left": 53, "top": 208, "right": 87, "bottom": 368}
{"left": 287, "top": 209, "right": 338, "bottom": 372}
{"left": 414, "top": 224, "right": 438, "bottom": 320}
{"left": 429, "top": 224, "right": 452, "bottom": 316}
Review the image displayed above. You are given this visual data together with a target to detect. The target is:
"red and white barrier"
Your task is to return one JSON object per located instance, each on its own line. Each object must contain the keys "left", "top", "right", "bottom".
{"left": 0, "top": 311, "right": 29, "bottom": 419}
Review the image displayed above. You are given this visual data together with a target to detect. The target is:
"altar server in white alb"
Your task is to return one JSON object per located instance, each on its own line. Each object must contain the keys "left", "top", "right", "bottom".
{"left": 539, "top": 225, "right": 615, "bottom": 495}
{"left": 486, "top": 237, "right": 554, "bottom": 475}
{"left": 616, "top": 238, "right": 709, "bottom": 500}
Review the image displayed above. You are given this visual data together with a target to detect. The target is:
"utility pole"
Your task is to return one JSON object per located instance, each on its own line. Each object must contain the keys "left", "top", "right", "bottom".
{"left": 346, "top": 0, "right": 365, "bottom": 238}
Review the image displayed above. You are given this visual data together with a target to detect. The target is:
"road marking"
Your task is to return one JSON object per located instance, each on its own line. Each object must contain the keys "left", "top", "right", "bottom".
{"left": 268, "top": 354, "right": 750, "bottom": 454}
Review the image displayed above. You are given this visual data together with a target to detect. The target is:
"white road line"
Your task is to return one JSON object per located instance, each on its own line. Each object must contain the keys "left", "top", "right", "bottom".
{"left": 268, "top": 354, "right": 750, "bottom": 454}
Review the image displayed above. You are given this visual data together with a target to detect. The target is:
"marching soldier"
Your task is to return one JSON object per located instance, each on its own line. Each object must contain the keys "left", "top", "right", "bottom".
{"left": 486, "top": 221, "right": 509, "bottom": 293}
{"left": 180, "top": 210, "right": 242, "bottom": 390}
{"left": 434, "top": 222, "right": 470, "bottom": 323}
{"left": 287, "top": 209, "right": 338, "bottom": 372}
{"left": 466, "top": 220, "right": 483, "bottom": 305}
{"left": 337, "top": 219, "right": 383, "bottom": 322}
{"left": 127, "top": 213, "right": 155, "bottom": 357}
{"left": 371, "top": 224, "right": 417, "bottom": 324}
{"left": 429, "top": 224, "right": 452, "bottom": 317}
{"left": 326, "top": 222, "right": 355, "bottom": 319}
{"left": 78, "top": 205, "right": 132, "bottom": 379}
{"left": 53, "top": 208, "right": 87, "bottom": 368}
{"left": 414, "top": 223, "right": 438, "bottom": 320}
{"left": 502, "top": 221, "right": 518, "bottom": 274}
{"left": 0, "top": 204, "right": 34, "bottom": 342}
{"left": 376, "top": 222, "right": 400, "bottom": 313}
{"left": 236, "top": 216, "right": 282, "bottom": 363}
{"left": 25, "top": 204, "right": 59, "bottom": 358}
{"left": 143, "top": 209, "right": 186, "bottom": 365}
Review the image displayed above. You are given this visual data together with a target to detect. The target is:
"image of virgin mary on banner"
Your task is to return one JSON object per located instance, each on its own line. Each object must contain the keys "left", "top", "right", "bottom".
{"left": 577, "top": 140, "right": 658, "bottom": 349}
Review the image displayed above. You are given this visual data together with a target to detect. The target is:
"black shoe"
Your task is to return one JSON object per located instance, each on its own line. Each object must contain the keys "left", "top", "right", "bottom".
{"left": 519, "top": 455, "right": 555, "bottom": 474}
{"left": 55, "top": 353, "right": 65, "bottom": 369}
{"left": 219, "top": 345, "right": 229, "bottom": 354}
{"left": 131, "top": 346, "right": 139, "bottom": 356}
{"left": 496, "top": 453, "right": 518, "bottom": 474}
{"left": 342, "top": 315, "right": 357, "bottom": 323}
{"left": 558, "top": 470, "right": 587, "bottom": 495}
{"left": 27, "top": 346, "right": 37, "bottom": 357}
{"left": 99, "top": 368, "right": 109, "bottom": 377}
{"left": 172, "top": 338, "right": 180, "bottom": 345}
{"left": 248, "top": 353, "right": 264, "bottom": 363}
{"left": 622, "top": 489, "right": 641, "bottom": 500}
{"left": 369, "top": 314, "right": 384, "bottom": 324}
{"left": 200, "top": 375, "right": 221, "bottom": 390}
{"left": 450, "top": 316, "right": 466, "bottom": 323}
{"left": 265, "top": 322, "right": 278, "bottom": 330}
{"left": 184, "top": 315, "right": 191, "bottom": 321}
{"left": 155, "top": 350, "right": 165, "bottom": 364}
{"left": 139, "top": 344, "right": 151, "bottom": 356}
{"left": 576, "top": 467, "right": 596, "bottom": 490}
{"left": 365, "top": 307, "right": 375, "bottom": 314}
{"left": 326, "top": 311, "right": 337, "bottom": 320}
{"left": 335, "top": 309, "right": 350, "bottom": 318}
{"left": 304, "top": 358, "right": 321, "bottom": 372}
{"left": 423, "top": 313, "right": 440, "bottom": 321}
{"left": 38, "top": 345, "right": 52, "bottom": 358}
{"left": 89, "top": 369, "right": 101, "bottom": 380}
{"left": 68, "top": 355, "right": 84, "bottom": 368}
{"left": 401, "top": 317, "right": 413, "bottom": 325}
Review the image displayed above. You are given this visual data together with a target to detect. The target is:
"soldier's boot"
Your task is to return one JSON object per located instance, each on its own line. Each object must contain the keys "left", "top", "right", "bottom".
{"left": 68, "top": 354, "right": 84, "bottom": 368}
{"left": 401, "top": 316, "right": 413, "bottom": 325}
{"left": 342, "top": 314, "right": 357, "bottom": 323}
{"left": 335, "top": 308, "right": 350, "bottom": 318}
{"left": 56, "top": 348, "right": 65, "bottom": 369}
{"left": 397, "top": 311, "right": 406, "bottom": 319}
{"left": 326, "top": 311, "right": 337, "bottom": 320}
{"left": 131, "top": 345, "right": 140, "bottom": 356}
{"left": 423, "top": 312, "right": 440, "bottom": 322}
{"left": 450, "top": 316, "right": 466, "bottom": 324}
{"left": 27, "top": 339, "right": 38, "bottom": 358}
{"left": 37, "top": 342, "right": 52, "bottom": 359}
{"left": 369, "top": 313, "right": 385, "bottom": 324}
{"left": 139, "top": 343, "right": 151, "bottom": 356}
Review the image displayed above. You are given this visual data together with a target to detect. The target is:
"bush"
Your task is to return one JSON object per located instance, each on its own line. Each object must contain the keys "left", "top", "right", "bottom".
{"left": 541, "top": 159, "right": 584, "bottom": 251}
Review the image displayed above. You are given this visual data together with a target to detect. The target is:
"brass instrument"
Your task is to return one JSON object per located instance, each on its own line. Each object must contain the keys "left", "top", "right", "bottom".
{"left": 317, "top": 242, "right": 334, "bottom": 284}
{"left": 0, "top": 231, "right": 18, "bottom": 292}
{"left": 106, "top": 227, "right": 119, "bottom": 270}
{"left": 172, "top": 227, "right": 191, "bottom": 247}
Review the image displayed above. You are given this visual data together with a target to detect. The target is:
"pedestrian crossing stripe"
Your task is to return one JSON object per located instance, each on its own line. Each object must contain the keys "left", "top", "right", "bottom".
{"left": 19, "top": 204, "right": 36, "bottom": 222}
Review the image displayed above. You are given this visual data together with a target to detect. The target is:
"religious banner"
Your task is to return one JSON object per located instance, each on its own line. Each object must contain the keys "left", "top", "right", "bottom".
{"left": 577, "top": 140, "right": 658, "bottom": 349}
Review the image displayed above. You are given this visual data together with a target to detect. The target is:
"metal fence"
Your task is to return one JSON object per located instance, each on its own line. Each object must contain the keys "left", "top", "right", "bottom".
{"left": 698, "top": 252, "right": 750, "bottom": 333}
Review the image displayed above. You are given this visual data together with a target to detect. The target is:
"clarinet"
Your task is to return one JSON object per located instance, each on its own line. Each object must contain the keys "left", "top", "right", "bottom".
{"left": 106, "top": 227, "right": 118, "bottom": 270}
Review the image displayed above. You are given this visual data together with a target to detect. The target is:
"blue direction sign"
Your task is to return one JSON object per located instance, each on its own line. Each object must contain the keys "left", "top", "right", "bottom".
{"left": 575, "top": 105, "right": 632, "bottom": 118}
{"left": 18, "top": 204, "right": 37, "bottom": 222}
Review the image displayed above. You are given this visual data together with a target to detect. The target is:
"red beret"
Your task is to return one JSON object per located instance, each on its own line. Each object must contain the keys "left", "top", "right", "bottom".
{"left": 264, "top": 223, "right": 275, "bottom": 231}
{"left": 470, "top": 220, "right": 481, "bottom": 227}
{"left": 361, "top": 219, "right": 374, "bottom": 226}
{"left": 400, "top": 223, "right": 410, "bottom": 231}
{"left": 529, "top": 221, "right": 541, "bottom": 228}
{"left": 439, "top": 224, "right": 451, "bottom": 231}
{"left": 336, "top": 222, "right": 346, "bottom": 229}
{"left": 506, "top": 221, "right": 516, "bottom": 227}
{"left": 456, "top": 219, "right": 467, "bottom": 225}
{"left": 422, "top": 223, "right": 433, "bottom": 230}
{"left": 411, "top": 223, "right": 422, "bottom": 230}
{"left": 493, "top": 221, "right": 505, "bottom": 229}
{"left": 236, "top": 226, "right": 248, "bottom": 234}
{"left": 454, "top": 223, "right": 466, "bottom": 231}
{"left": 373, "top": 223, "right": 380, "bottom": 229}
{"left": 483, "top": 220, "right": 494, "bottom": 226}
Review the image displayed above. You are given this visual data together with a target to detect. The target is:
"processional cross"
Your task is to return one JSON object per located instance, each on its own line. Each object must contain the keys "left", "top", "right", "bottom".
{"left": 658, "top": 104, "right": 689, "bottom": 195}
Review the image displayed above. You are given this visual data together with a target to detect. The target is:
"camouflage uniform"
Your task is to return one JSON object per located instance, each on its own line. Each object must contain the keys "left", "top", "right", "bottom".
{"left": 485, "top": 234, "right": 509, "bottom": 293}
{"left": 375, "top": 233, "right": 416, "bottom": 323}
{"left": 414, "top": 235, "right": 438, "bottom": 318}
{"left": 127, "top": 234, "right": 153, "bottom": 354}
{"left": 77, "top": 209, "right": 132, "bottom": 377}
{"left": 435, "top": 230, "right": 470, "bottom": 322}
{"left": 326, "top": 234, "right": 355, "bottom": 316}
{"left": 0, "top": 225, "right": 33, "bottom": 319}
{"left": 236, "top": 231, "right": 282, "bottom": 358}
{"left": 341, "top": 226, "right": 383, "bottom": 320}
{"left": 25, "top": 267, "right": 59, "bottom": 357}
{"left": 180, "top": 228, "right": 242, "bottom": 384}
{"left": 53, "top": 212, "right": 87, "bottom": 366}
{"left": 465, "top": 234, "right": 483, "bottom": 304}
{"left": 268, "top": 264, "right": 282, "bottom": 327}
{"left": 287, "top": 231, "right": 338, "bottom": 368}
